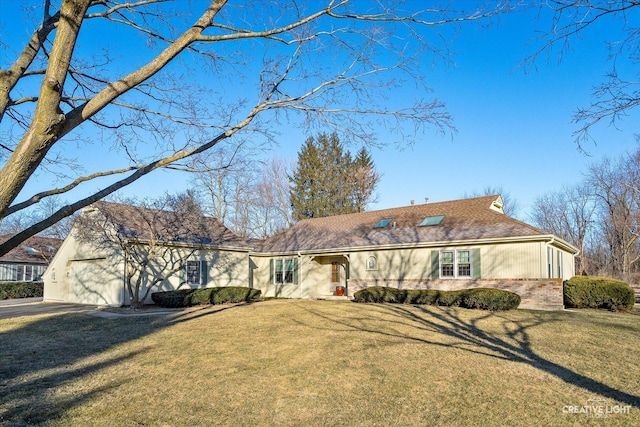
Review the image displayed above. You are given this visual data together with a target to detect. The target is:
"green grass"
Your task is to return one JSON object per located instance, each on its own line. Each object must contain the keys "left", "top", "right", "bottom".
{"left": 1, "top": 300, "right": 639, "bottom": 426}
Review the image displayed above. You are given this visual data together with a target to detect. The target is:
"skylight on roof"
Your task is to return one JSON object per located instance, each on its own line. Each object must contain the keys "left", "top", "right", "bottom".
{"left": 419, "top": 215, "right": 445, "bottom": 227}
{"left": 374, "top": 218, "right": 392, "bottom": 229}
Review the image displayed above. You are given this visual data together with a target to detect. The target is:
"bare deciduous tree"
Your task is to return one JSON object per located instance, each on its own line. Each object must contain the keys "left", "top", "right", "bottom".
{"left": 530, "top": 183, "right": 596, "bottom": 275}
{"left": 0, "top": 0, "right": 510, "bottom": 256}
{"left": 530, "top": 147, "right": 640, "bottom": 281}
{"left": 587, "top": 151, "right": 640, "bottom": 281}
{"left": 250, "top": 157, "right": 295, "bottom": 238}
{"left": 192, "top": 152, "right": 294, "bottom": 238}
{"left": 528, "top": 1, "right": 640, "bottom": 146}
{"left": 74, "top": 194, "right": 216, "bottom": 308}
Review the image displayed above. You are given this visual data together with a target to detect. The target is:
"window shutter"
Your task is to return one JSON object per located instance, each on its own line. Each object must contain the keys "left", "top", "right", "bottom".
{"left": 472, "top": 248, "right": 481, "bottom": 279}
{"left": 293, "top": 257, "right": 299, "bottom": 285}
{"left": 269, "top": 259, "right": 274, "bottom": 284}
{"left": 430, "top": 251, "right": 439, "bottom": 279}
{"left": 200, "top": 260, "right": 208, "bottom": 286}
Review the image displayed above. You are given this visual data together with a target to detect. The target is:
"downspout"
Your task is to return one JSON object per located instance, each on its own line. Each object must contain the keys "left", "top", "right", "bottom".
{"left": 343, "top": 253, "right": 350, "bottom": 296}
{"left": 122, "top": 242, "right": 128, "bottom": 307}
{"left": 297, "top": 252, "right": 303, "bottom": 299}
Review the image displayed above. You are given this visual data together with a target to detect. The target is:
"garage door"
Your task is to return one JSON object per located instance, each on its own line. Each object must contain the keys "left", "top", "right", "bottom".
{"left": 67, "top": 258, "right": 122, "bottom": 305}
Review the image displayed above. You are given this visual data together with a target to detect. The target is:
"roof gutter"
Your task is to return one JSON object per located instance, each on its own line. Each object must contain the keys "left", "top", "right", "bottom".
{"left": 122, "top": 238, "right": 253, "bottom": 253}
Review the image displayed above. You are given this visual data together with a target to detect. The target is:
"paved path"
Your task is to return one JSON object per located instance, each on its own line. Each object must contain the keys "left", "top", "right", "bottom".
{"left": 0, "top": 298, "right": 186, "bottom": 319}
{"left": 0, "top": 300, "right": 102, "bottom": 320}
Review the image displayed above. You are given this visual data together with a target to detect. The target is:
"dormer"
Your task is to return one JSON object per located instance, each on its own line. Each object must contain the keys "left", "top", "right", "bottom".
{"left": 490, "top": 195, "right": 504, "bottom": 214}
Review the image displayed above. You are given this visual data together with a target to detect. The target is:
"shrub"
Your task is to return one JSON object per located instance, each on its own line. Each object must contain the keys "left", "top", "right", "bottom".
{"left": 460, "top": 288, "right": 521, "bottom": 311}
{"left": 564, "top": 276, "right": 635, "bottom": 311}
{"left": 353, "top": 286, "right": 520, "bottom": 310}
{"left": 0, "top": 281, "right": 44, "bottom": 300}
{"left": 435, "top": 290, "right": 462, "bottom": 307}
{"left": 405, "top": 289, "right": 440, "bottom": 305}
{"left": 352, "top": 286, "right": 404, "bottom": 303}
{"left": 151, "top": 287, "right": 262, "bottom": 308}
{"left": 210, "top": 287, "right": 262, "bottom": 305}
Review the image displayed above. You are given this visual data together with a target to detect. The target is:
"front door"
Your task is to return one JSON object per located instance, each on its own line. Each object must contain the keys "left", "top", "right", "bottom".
{"left": 331, "top": 261, "right": 341, "bottom": 285}
{"left": 331, "top": 260, "right": 346, "bottom": 296}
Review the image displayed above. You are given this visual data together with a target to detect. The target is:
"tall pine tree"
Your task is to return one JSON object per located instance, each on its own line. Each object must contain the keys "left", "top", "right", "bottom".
{"left": 351, "top": 146, "right": 380, "bottom": 212}
{"left": 290, "top": 133, "right": 379, "bottom": 220}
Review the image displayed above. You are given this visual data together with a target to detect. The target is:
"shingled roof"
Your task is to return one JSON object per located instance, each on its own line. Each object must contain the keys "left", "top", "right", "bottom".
{"left": 0, "top": 235, "right": 62, "bottom": 263}
{"left": 258, "top": 195, "right": 567, "bottom": 253}
{"left": 82, "top": 202, "right": 250, "bottom": 249}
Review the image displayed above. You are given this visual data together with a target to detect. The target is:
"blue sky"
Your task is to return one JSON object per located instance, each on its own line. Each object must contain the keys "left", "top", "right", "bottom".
{"left": 121, "top": 3, "right": 639, "bottom": 219}
{"left": 2, "top": 2, "right": 638, "bottom": 222}
{"left": 366, "top": 6, "right": 639, "bottom": 217}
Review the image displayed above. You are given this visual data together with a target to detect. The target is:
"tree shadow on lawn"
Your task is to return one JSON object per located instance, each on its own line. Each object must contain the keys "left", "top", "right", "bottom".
{"left": 0, "top": 313, "right": 161, "bottom": 425}
{"left": 0, "top": 304, "right": 246, "bottom": 425}
{"left": 298, "top": 303, "right": 640, "bottom": 408}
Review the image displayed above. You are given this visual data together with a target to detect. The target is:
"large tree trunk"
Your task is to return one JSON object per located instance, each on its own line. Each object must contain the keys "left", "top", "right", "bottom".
{"left": 0, "top": 0, "right": 91, "bottom": 217}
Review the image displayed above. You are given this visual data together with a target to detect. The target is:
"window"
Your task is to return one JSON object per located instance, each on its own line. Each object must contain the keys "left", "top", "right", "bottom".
{"left": 271, "top": 257, "right": 298, "bottom": 285}
{"left": 0, "top": 264, "right": 16, "bottom": 281}
{"left": 457, "top": 250, "right": 471, "bottom": 276}
{"left": 419, "top": 215, "right": 445, "bottom": 226}
{"left": 440, "top": 250, "right": 472, "bottom": 278}
{"left": 373, "top": 218, "right": 392, "bottom": 229}
{"left": 186, "top": 261, "right": 206, "bottom": 285}
{"left": 557, "top": 251, "right": 563, "bottom": 278}
{"left": 34, "top": 265, "right": 45, "bottom": 281}
{"left": 547, "top": 247, "right": 553, "bottom": 278}
{"left": 24, "top": 265, "right": 33, "bottom": 282}
{"left": 366, "top": 256, "right": 377, "bottom": 270}
{"left": 441, "top": 251, "right": 455, "bottom": 277}
{"left": 0, "top": 264, "right": 45, "bottom": 282}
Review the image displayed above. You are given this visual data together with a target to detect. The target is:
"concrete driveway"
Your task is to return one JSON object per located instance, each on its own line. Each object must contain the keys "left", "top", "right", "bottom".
{"left": 0, "top": 299, "right": 100, "bottom": 320}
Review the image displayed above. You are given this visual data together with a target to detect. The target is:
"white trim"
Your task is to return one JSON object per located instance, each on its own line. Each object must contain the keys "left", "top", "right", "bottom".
{"left": 254, "top": 234, "right": 579, "bottom": 257}
{"left": 439, "top": 249, "right": 472, "bottom": 279}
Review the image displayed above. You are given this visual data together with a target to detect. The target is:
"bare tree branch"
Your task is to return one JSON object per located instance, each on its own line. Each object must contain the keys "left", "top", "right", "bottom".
{"left": 1, "top": 0, "right": 511, "bottom": 254}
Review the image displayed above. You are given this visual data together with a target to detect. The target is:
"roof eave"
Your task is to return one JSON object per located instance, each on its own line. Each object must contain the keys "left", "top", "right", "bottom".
{"left": 253, "top": 234, "right": 580, "bottom": 256}
{"left": 122, "top": 238, "right": 253, "bottom": 252}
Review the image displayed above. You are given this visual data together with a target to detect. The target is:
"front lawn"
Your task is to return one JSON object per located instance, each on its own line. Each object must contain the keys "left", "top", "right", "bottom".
{"left": 1, "top": 300, "right": 638, "bottom": 426}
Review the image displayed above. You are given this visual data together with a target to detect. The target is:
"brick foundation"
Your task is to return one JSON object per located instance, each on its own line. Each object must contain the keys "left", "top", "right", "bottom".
{"left": 346, "top": 278, "right": 565, "bottom": 310}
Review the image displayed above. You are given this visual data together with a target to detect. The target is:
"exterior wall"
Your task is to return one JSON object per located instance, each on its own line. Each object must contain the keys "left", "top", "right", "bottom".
{"left": 45, "top": 230, "right": 251, "bottom": 306}
{"left": 44, "top": 226, "right": 576, "bottom": 310}
{"left": 251, "top": 255, "right": 346, "bottom": 299}
{"left": 156, "top": 248, "right": 250, "bottom": 290}
{"left": 348, "top": 241, "right": 571, "bottom": 284}
{"left": 345, "top": 241, "right": 573, "bottom": 309}
{"left": 44, "top": 232, "right": 124, "bottom": 306}
{"left": 252, "top": 255, "right": 305, "bottom": 298}
{"left": 349, "top": 248, "right": 433, "bottom": 284}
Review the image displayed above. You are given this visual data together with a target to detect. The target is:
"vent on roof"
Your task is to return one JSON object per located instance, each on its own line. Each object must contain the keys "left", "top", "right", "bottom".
{"left": 418, "top": 215, "right": 445, "bottom": 227}
{"left": 374, "top": 218, "right": 393, "bottom": 229}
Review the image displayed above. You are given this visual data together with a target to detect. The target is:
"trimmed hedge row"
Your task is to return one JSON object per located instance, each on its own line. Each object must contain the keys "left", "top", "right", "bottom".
{"left": 352, "top": 286, "right": 520, "bottom": 311}
{"left": 0, "top": 281, "right": 44, "bottom": 300}
{"left": 151, "top": 287, "right": 262, "bottom": 308}
{"left": 564, "top": 276, "right": 634, "bottom": 311}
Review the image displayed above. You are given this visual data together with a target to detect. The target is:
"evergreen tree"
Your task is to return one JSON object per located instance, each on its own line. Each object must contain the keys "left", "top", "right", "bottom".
{"left": 351, "top": 146, "right": 380, "bottom": 212}
{"left": 290, "top": 133, "right": 379, "bottom": 220}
